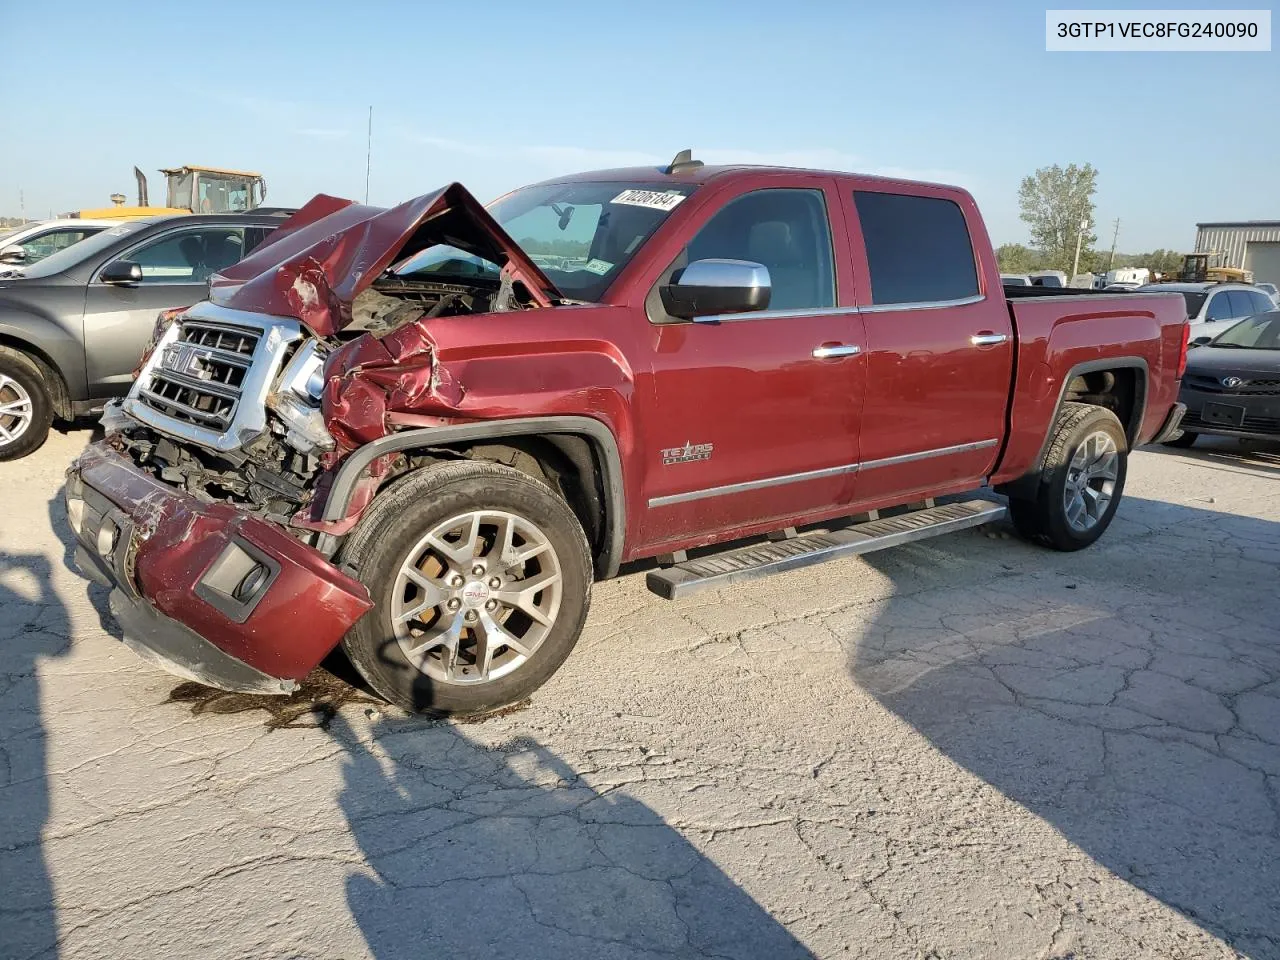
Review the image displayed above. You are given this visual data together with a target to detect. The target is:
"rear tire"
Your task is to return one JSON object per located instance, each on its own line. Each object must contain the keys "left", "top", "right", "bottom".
{"left": 1008, "top": 402, "right": 1128, "bottom": 551}
{"left": 1162, "top": 430, "right": 1198, "bottom": 448}
{"left": 0, "top": 348, "right": 53, "bottom": 462}
{"left": 339, "top": 459, "right": 592, "bottom": 716}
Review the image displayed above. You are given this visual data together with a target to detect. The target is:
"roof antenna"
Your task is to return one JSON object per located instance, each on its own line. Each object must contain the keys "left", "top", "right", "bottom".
{"left": 664, "top": 148, "right": 703, "bottom": 175}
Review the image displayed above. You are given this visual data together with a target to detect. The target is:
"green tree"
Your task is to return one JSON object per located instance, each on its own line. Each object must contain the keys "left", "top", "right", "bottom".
{"left": 995, "top": 243, "right": 1044, "bottom": 274}
{"left": 1018, "top": 163, "right": 1099, "bottom": 274}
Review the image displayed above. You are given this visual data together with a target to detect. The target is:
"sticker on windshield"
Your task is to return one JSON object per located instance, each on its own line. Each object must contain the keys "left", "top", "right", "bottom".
{"left": 611, "top": 189, "right": 686, "bottom": 212}
{"left": 583, "top": 258, "right": 613, "bottom": 276}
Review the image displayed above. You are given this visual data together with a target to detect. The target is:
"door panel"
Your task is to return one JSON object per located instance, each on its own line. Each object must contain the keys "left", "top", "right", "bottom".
{"left": 636, "top": 182, "right": 866, "bottom": 551}
{"left": 82, "top": 226, "right": 246, "bottom": 397}
{"left": 841, "top": 187, "right": 1014, "bottom": 503}
{"left": 640, "top": 312, "right": 866, "bottom": 549}
{"left": 853, "top": 300, "right": 1012, "bottom": 501}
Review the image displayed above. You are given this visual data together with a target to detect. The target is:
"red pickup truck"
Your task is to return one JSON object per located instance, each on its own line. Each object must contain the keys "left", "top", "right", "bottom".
{"left": 66, "top": 152, "right": 1190, "bottom": 716}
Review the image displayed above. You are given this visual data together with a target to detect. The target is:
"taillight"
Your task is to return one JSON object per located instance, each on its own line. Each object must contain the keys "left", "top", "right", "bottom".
{"left": 1177, "top": 322, "right": 1189, "bottom": 378}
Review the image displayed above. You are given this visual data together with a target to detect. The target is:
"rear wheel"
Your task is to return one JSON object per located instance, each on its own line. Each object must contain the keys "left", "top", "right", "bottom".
{"left": 339, "top": 459, "right": 592, "bottom": 716}
{"left": 1162, "top": 430, "right": 1198, "bottom": 448}
{"left": 0, "top": 348, "right": 52, "bottom": 462}
{"left": 1009, "top": 402, "right": 1128, "bottom": 551}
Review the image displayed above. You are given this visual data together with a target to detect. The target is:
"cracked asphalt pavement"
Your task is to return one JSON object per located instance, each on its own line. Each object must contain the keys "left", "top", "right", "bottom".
{"left": 3, "top": 429, "right": 1279, "bottom": 959}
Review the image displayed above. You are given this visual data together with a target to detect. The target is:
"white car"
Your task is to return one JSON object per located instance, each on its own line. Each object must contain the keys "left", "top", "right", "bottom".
{"left": 0, "top": 219, "right": 117, "bottom": 277}
{"left": 1257, "top": 282, "right": 1280, "bottom": 306}
{"left": 1139, "top": 282, "right": 1278, "bottom": 342}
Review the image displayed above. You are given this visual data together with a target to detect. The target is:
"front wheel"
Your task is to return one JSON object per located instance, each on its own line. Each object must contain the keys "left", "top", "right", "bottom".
{"left": 1009, "top": 402, "right": 1128, "bottom": 551}
{"left": 0, "top": 348, "right": 53, "bottom": 462}
{"left": 339, "top": 459, "right": 593, "bottom": 716}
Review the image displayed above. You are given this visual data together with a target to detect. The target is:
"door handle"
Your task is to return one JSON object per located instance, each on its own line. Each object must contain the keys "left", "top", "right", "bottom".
{"left": 970, "top": 332, "right": 1009, "bottom": 346}
{"left": 812, "top": 344, "right": 862, "bottom": 359}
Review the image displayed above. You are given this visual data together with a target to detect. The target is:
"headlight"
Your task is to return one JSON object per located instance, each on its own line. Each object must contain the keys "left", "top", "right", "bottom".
{"left": 267, "top": 341, "right": 334, "bottom": 454}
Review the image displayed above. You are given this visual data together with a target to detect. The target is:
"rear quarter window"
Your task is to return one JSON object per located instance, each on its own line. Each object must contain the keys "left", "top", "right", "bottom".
{"left": 854, "top": 191, "right": 979, "bottom": 305}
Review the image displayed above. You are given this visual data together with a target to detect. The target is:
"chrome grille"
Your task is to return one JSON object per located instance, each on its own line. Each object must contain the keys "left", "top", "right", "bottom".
{"left": 137, "top": 320, "right": 261, "bottom": 430}
{"left": 1184, "top": 374, "right": 1280, "bottom": 395}
{"left": 123, "top": 302, "right": 302, "bottom": 454}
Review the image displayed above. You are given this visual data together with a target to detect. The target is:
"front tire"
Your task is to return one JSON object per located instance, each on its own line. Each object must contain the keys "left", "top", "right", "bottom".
{"left": 0, "top": 348, "right": 53, "bottom": 462}
{"left": 339, "top": 459, "right": 592, "bottom": 716}
{"left": 1009, "top": 402, "right": 1128, "bottom": 551}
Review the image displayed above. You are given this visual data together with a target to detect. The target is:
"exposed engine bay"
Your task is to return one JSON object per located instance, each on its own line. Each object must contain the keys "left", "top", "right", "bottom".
{"left": 110, "top": 415, "right": 323, "bottom": 528}
{"left": 347, "top": 274, "right": 508, "bottom": 337}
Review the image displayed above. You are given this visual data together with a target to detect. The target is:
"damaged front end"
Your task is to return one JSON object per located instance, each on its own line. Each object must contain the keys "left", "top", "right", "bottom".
{"left": 67, "top": 183, "right": 562, "bottom": 693}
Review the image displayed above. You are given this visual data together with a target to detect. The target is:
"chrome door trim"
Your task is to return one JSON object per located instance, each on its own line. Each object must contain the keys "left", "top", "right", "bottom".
{"left": 648, "top": 462, "right": 860, "bottom": 508}
{"left": 812, "top": 344, "right": 862, "bottom": 359}
{"left": 647, "top": 438, "right": 1001, "bottom": 508}
{"left": 859, "top": 438, "right": 999, "bottom": 470}
{"left": 695, "top": 305, "right": 862, "bottom": 324}
{"left": 695, "top": 294, "right": 987, "bottom": 325}
{"left": 859, "top": 294, "right": 985, "bottom": 314}
{"left": 970, "top": 333, "right": 1010, "bottom": 346}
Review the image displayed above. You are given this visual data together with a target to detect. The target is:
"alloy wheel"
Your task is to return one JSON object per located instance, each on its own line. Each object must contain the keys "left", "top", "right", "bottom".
{"left": 1063, "top": 431, "right": 1119, "bottom": 532}
{"left": 390, "top": 510, "right": 563, "bottom": 685}
{"left": 0, "top": 374, "right": 34, "bottom": 447}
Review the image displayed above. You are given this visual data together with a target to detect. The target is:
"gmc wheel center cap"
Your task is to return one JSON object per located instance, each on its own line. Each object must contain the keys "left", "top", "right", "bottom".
{"left": 461, "top": 581, "right": 491, "bottom": 607}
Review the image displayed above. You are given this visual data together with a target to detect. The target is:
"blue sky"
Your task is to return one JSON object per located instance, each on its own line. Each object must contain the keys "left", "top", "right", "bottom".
{"left": 2, "top": 1, "right": 1275, "bottom": 251}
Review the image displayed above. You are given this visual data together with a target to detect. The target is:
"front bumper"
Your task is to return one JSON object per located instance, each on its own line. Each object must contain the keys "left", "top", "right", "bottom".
{"left": 66, "top": 442, "right": 373, "bottom": 695}
{"left": 1177, "top": 385, "right": 1280, "bottom": 440}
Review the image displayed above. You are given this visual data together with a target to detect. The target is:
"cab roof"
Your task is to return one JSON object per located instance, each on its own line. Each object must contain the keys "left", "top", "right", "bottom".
{"left": 541, "top": 163, "right": 962, "bottom": 193}
{"left": 159, "top": 165, "right": 263, "bottom": 178}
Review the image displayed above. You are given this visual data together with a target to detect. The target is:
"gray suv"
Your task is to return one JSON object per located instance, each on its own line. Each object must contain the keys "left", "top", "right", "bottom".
{"left": 0, "top": 214, "right": 278, "bottom": 459}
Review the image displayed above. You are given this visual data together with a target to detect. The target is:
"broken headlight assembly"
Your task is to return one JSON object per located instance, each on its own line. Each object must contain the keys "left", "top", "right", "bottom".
{"left": 266, "top": 340, "right": 335, "bottom": 454}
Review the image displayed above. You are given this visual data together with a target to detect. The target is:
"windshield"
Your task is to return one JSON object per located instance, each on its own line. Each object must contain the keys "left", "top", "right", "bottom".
{"left": 12, "top": 226, "right": 106, "bottom": 264}
{"left": 14, "top": 220, "right": 151, "bottom": 279}
{"left": 396, "top": 180, "right": 699, "bottom": 301}
{"left": 1209, "top": 311, "right": 1280, "bottom": 349}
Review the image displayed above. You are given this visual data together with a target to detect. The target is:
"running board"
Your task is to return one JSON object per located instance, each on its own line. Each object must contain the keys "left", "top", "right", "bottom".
{"left": 645, "top": 499, "right": 1007, "bottom": 600}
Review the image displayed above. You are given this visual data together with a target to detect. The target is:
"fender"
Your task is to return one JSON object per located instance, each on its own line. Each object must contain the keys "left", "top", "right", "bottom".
{"left": 0, "top": 310, "right": 87, "bottom": 417}
{"left": 320, "top": 415, "right": 627, "bottom": 578}
{"left": 996, "top": 356, "right": 1148, "bottom": 498}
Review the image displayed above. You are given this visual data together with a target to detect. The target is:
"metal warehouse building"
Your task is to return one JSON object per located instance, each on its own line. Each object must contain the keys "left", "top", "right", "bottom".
{"left": 1194, "top": 221, "right": 1280, "bottom": 284}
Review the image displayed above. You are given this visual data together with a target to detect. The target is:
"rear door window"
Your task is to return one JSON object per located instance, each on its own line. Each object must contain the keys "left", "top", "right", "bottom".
{"left": 1227, "top": 291, "right": 1260, "bottom": 318}
{"left": 854, "top": 191, "right": 979, "bottom": 305}
{"left": 1249, "top": 291, "right": 1275, "bottom": 314}
{"left": 1204, "top": 292, "right": 1233, "bottom": 321}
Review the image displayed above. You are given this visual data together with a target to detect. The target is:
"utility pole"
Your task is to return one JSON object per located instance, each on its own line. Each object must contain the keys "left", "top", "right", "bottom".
{"left": 19, "top": 188, "right": 25, "bottom": 224}
{"left": 1071, "top": 218, "right": 1090, "bottom": 282}
{"left": 1107, "top": 218, "right": 1120, "bottom": 270}
{"left": 365, "top": 106, "right": 373, "bottom": 204}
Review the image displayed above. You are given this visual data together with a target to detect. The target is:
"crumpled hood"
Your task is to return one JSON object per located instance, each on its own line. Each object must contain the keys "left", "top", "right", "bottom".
{"left": 209, "top": 184, "right": 560, "bottom": 336}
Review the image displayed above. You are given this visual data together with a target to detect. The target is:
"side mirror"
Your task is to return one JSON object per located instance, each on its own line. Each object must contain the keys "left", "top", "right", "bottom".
{"left": 0, "top": 245, "right": 27, "bottom": 264}
{"left": 100, "top": 260, "right": 143, "bottom": 285}
{"left": 661, "top": 259, "right": 771, "bottom": 320}
{"left": 1190, "top": 336, "right": 1212, "bottom": 347}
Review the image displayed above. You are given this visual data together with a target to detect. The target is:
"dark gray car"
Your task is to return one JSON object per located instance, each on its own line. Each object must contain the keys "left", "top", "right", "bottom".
{"left": 0, "top": 214, "right": 279, "bottom": 459}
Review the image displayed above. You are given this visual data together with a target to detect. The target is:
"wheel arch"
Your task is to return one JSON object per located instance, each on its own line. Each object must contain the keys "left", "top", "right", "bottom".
{"left": 0, "top": 333, "right": 73, "bottom": 419}
{"left": 997, "top": 357, "right": 1146, "bottom": 499}
{"left": 322, "top": 416, "right": 626, "bottom": 579}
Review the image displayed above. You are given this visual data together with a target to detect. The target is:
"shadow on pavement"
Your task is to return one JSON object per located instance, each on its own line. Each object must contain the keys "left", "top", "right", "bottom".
{"left": 1147, "top": 434, "right": 1280, "bottom": 479}
{"left": 0, "top": 549, "right": 73, "bottom": 959}
{"left": 849, "top": 495, "right": 1280, "bottom": 958}
{"left": 334, "top": 711, "right": 814, "bottom": 960}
